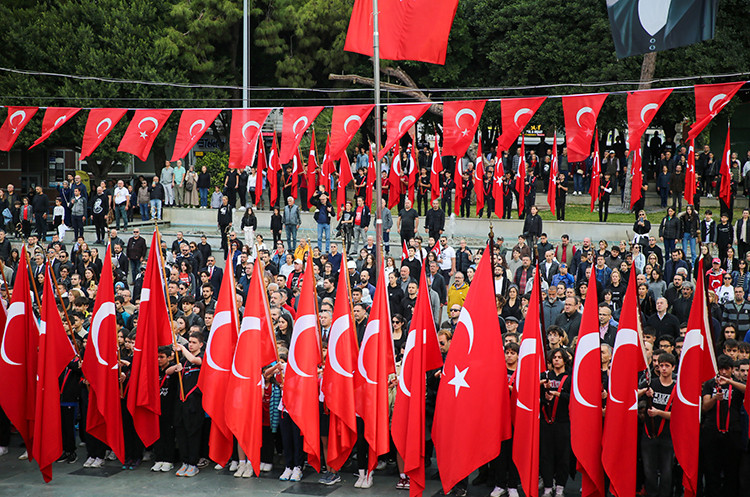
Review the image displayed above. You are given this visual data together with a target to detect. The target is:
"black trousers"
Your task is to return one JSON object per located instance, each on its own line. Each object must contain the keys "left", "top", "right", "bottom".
{"left": 356, "top": 417, "right": 369, "bottom": 471}
{"left": 540, "top": 421, "right": 570, "bottom": 489}
{"left": 0, "top": 405, "right": 10, "bottom": 447}
{"left": 641, "top": 435, "right": 674, "bottom": 497}
{"left": 460, "top": 198, "right": 471, "bottom": 217}
{"left": 226, "top": 188, "right": 236, "bottom": 208}
{"left": 416, "top": 191, "right": 429, "bottom": 215}
{"left": 61, "top": 404, "right": 78, "bottom": 454}
{"left": 491, "top": 438, "right": 519, "bottom": 489}
{"left": 478, "top": 197, "right": 494, "bottom": 219}
{"left": 556, "top": 199, "right": 566, "bottom": 220}
{"left": 121, "top": 399, "right": 144, "bottom": 462}
{"left": 441, "top": 195, "right": 452, "bottom": 215}
{"left": 219, "top": 223, "right": 230, "bottom": 258}
{"left": 154, "top": 407, "right": 176, "bottom": 463}
{"left": 280, "top": 412, "right": 305, "bottom": 469}
{"left": 72, "top": 216, "right": 84, "bottom": 240}
{"left": 93, "top": 214, "right": 107, "bottom": 242}
{"left": 35, "top": 212, "right": 46, "bottom": 239}
{"left": 599, "top": 197, "right": 610, "bottom": 222}
{"left": 174, "top": 405, "right": 204, "bottom": 466}
{"left": 400, "top": 229, "right": 414, "bottom": 246}
{"left": 700, "top": 429, "right": 741, "bottom": 497}
{"left": 79, "top": 387, "right": 107, "bottom": 459}
{"left": 503, "top": 196, "right": 513, "bottom": 219}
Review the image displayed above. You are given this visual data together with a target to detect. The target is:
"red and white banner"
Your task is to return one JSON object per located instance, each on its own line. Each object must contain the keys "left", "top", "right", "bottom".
{"left": 117, "top": 109, "right": 172, "bottom": 161}
{"left": 29, "top": 107, "right": 81, "bottom": 149}
{"left": 688, "top": 81, "right": 744, "bottom": 140}
{"left": 430, "top": 136, "right": 443, "bottom": 202}
{"left": 474, "top": 141, "right": 485, "bottom": 215}
{"left": 0, "top": 106, "right": 38, "bottom": 151}
{"left": 684, "top": 140, "right": 697, "bottom": 204}
{"left": 170, "top": 109, "right": 221, "bottom": 161}
{"left": 515, "top": 134, "right": 527, "bottom": 216}
{"left": 443, "top": 100, "right": 486, "bottom": 158}
{"left": 562, "top": 93, "right": 608, "bottom": 162}
{"left": 547, "top": 132, "right": 559, "bottom": 216}
{"left": 307, "top": 128, "right": 319, "bottom": 202}
{"left": 229, "top": 108, "right": 271, "bottom": 169}
{"left": 269, "top": 133, "right": 280, "bottom": 206}
{"left": 589, "top": 130, "right": 600, "bottom": 212}
{"left": 280, "top": 106, "right": 323, "bottom": 164}
{"left": 79, "top": 108, "right": 127, "bottom": 161}
{"left": 496, "top": 97, "right": 546, "bottom": 153}
{"left": 719, "top": 124, "right": 732, "bottom": 206}
{"left": 380, "top": 103, "right": 430, "bottom": 160}
{"left": 329, "top": 104, "right": 374, "bottom": 161}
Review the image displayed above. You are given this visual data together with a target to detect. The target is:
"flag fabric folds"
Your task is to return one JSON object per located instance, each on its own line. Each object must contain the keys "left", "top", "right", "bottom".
{"left": 329, "top": 104, "right": 374, "bottom": 161}
{"left": 117, "top": 109, "right": 172, "bottom": 161}
{"left": 719, "top": 125, "right": 732, "bottom": 207}
{"left": 562, "top": 94, "right": 608, "bottom": 163}
{"left": 496, "top": 97, "right": 546, "bottom": 153}
{"left": 688, "top": 81, "right": 744, "bottom": 140}
{"left": 280, "top": 106, "right": 323, "bottom": 164}
{"left": 29, "top": 107, "right": 81, "bottom": 149}
{"left": 0, "top": 106, "right": 38, "bottom": 151}
{"left": 474, "top": 141, "right": 485, "bottom": 216}
{"left": 229, "top": 108, "right": 271, "bottom": 169}
{"left": 547, "top": 133, "right": 558, "bottom": 216}
{"left": 442, "top": 100, "right": 486, "bottom": 159}
{"left": 79, "top": 108, "right": 128, "bottom": 161}
{"left": 380, "top": 104, "right": 431, "bottom": 160}
{"left": 170, "top": 109, "right": 221, "bottom": 162}
{"left": 515, "top": 135, "right": 527, "bottom": 216}
{"left": 589, "top": 132, "right": 601, "bottom": 213}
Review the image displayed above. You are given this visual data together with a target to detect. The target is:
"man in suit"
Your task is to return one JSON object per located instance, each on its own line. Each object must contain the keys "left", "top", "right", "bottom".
{"left": 202, "top": 255, "right": 223, "bottom": 295}
{"left": 598, "top": 304, "right": 618, "bottom": 347}
{"left": 735, "top": 209, "right": 750, "bottom": 260}
{"left": 540, "top": 249, "right": 560, "bottom": 286}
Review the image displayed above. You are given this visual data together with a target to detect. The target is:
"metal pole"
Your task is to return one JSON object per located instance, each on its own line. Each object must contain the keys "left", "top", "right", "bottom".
{"left": 242, "top": 0, "right": 249, "bottom": 109}
{"left": 373, "top": 0, "right": 383, "bottom": 268}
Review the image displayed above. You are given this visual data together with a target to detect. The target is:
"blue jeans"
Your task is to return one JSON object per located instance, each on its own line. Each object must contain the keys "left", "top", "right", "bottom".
{"left": 130, "top": 258, "right": 141, "bottom": 282}
{"left": 383, "top": 230, "right": 390, "bottom": 253}
{"left": 114, "top": 203, "right": 128, "bottom": 230}
{"left": 199, "top": 188, "right": 208, "bottom": 207}
{"left": 139, "top": 203, "right": 150, "bottom": 221}
{"left": 150, "top": 199, "right": 162, "bottom": 220}
{"left": 573, "top": 174, "right": 583, "bottom": 193}
{"left": 317, "top": 223, "right": 330, "bottom": 253}
{"left": 682, "top": 234, "right": 697, "bottom": 265}
{"left": 285, "top": 225, "right": 298, "bottom": 252}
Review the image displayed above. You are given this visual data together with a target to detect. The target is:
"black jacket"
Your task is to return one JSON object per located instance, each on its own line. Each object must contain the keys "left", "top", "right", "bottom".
{"left": 217, "top": 205, "right": 232, "bottom": 226}
{"left": 425, "top": 208, "right": 445, "bottom": 234}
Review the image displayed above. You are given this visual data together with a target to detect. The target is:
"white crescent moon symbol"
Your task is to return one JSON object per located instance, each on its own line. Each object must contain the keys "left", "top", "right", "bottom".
{"left": 431, "top": 153, "right": 439, "bottom": 176}
{"left": 455, "top": 108, "right": 477, "bottom": 128}
{"left": 289, "top": 314, "right": 317, "bottom": 378}
{"left": 293, "top": 116, "right": 309, "bottom": 136}
{"left": 676, "top": 329, "right": 702, "bottom": 407}
{"left": 9, "top": 110, "right": 26, "bottom": 126}
{"left": 138, "top": 116, "right": 159, "bottom": 133}
{"left": 241, "top": 120, "right": 261, "bottom": 143}
{"left": 91, "top": 301, "right": 116, "bottom": 366}
{"left": 54, "top": 116, "right": 67, "bottom": 128}
{"left": 232, "top": 316, "right": 261, "bottom": 380}
{"left": 576, "top": 107, "right": 594, "bottom": 127}
{"left": 514, "top": 108, "right": 532, "bottom": 126}
{"left": 329, "top": 315, "right": 353, "bottom": 378}
{"left": 1, "top": 302, "right": 25, "bottom": 366}
{"left": 189, "top": 119, "right": 206, "bottom": 137}
{"left": 140, "top": 288, "right": 150, "bottom": 302}
{"left": 205, "top": 310, "right": 232, "bottom": 372}
{"left": 398, "top": 329, "right": 417, "bottom": 397}
{"left": 398, "top": 115, "right": 416, "bottom": 134}
{"left": 292, "top": 154, "right": 299, "bottom": 175}
{"left": 709, "top": 93, "right": 727, "bottom": 112}
{"left": 516, "top": 337, "right": 537, "bottom": 412}
{"left": 572, "top": 333, "right": 599, "bottom": 408}
{"left": 640, "top": 103, "right": 659, "bottom": 124}
{"left": 358, "top": 319, "right": 379, "bottom": 385}
{"left": 39, "top": 320, "right": 47, "bottom": 336}
{"left": 392, "top": 154, "right": 401, "bottom": 176}
{"left": 96, "top": 118, "right": 112, "bottom": 136}
{"left": 344, "top": 115, "right": 362, "bottom": 134}
{"left": 608, "top": 328, "right": 638, "bottom": 404}
{"left": 457, "top": 307, "right": 474, "bottom": 354}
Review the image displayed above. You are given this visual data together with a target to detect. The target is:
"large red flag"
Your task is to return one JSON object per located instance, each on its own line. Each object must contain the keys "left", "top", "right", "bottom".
{"left": 719, "top": 124, "right": 732, "bottom": 206}
{"left": 284, "top": 259, "right": 322, "bottom": 471}
{"left": 570, "top": 269, "right": 605, "bottom": 497}
{"left": 269, "top": 133, "right": 280, "bottom": 206}
{"left": 307, "top": 129, "right": 319, "bottom": 203}
{"left": 496, "top": 97, "right": 546, "bottom": 153}
{"left": 29, "top": 107, "right": 81, "bottom": 149}
{"left": 671, "top": 257, "right": 716, "bottom": 497}
{"left": 79, "top": 108, "right": 128, "bottom": 161}
{"left": 290, "top": 147, "right": 302, "bottom": 199}
{"left": 280, "top": 106, "right": 323, "bottom": 164}
{"left": 454, "top": 155, "right": 464, "bottom": 217}
{"left": 322, "top": 257, "right": 359, "bottom": 471}
{"left": 320, "top": 134, "right": 333, "bottom": 194}
{"left": 355, "top": 261, "right": 397, "bottom": 471}
{"left": 515, "top": 134, "right": 527, "bottom": 216}
{"left": 602, "top": 268, "right": 647, "bottom": 497}
{"left": 225, "top": 258, "right": 278, "bottom": 476}
{"left": 512, "top": 266, "right": 546, "bottom": 497}
{"left": 366, "top": 146, "right": 376, "bottom": 207}
{"left": 474, "top": 141, "right": 485, "bottom": 215}
{"left": 255, "top": 137, "right": 267, "bottom": 205}
{"left": 493, "top": 146, "right": 505, "bottom": 219}
{"left": 0, "top": 247, "right": 39, "bottom": 451}
{"left": 198, "top": 254, "right": 239, "bottom": 465}
{"left": 345, "top": 0, "right": 458, "bottom": 65}
{"left": 434, "top": 244, "right": 511, "bottom": 493}
{"left": 684, "top": 140, "right": 697, "bottom": 204}
{"left": 170, "top": 109, "right": 221, "bottom": 161}
{"left": 562, "top": 93, "right": 608, "bottom": 162}
{"left": 0, "top": 106, "right": 38, "bottom": 151}
{"left": 84, "top": 243, "right": 125, "bottom": 461}
{"left": 393, "top": 266, "right": 442, "bottom": 497}
{"left": 127, "top": 232, "right": 174, "bottom": 447}
{"left": 117, "top": 109, "right": 172, "bottom": 161}
{"left": 229, "top": 108, "right": 272, "bottom": 169}
{"left": 430, "top": 136, "right": 443, "bottom": 202}
{"left": 408, "top": 143, "right": 418, "bottom": 204}
{"left": 388, "top": 146, "right": 402, "bottom": 209}
{"left": 547, "top": 133, "right": 559, "bottom": 216}
{"left": 330, "top": 104, "right": 374, "bottom": 161}
{"left": 443, "top": 100, "right": 486, "bottom": 158}
{"left": 33, "top": 265, "right": 76, "bottom": 482}
{"left": 589, "top": 131, "right": 601, "bottom": 212}
{"left": 339, "top": 153, "right": 355, "bottom": 215}
{"left": 380, "top": 103, "right": 431, "bottom": 160}
{"left": 687, "top": 81, "right": 744, "bottom": 140}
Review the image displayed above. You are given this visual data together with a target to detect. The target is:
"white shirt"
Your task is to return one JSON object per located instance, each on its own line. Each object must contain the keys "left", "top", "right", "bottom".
{"left": 439, "top": 245, "right": 455, "bottom": 271}
{"left": 114, "top": 186, "right": 130, "bottom": 205}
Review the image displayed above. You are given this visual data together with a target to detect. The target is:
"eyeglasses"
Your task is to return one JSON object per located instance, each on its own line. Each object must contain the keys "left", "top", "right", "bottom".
{"left": 450, "top": 308, "right": 461, "bottom": 312}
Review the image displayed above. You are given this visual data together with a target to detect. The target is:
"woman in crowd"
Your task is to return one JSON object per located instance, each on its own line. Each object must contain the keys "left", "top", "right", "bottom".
{"left": 184, "top": 165, "right": 199, "bottom": 208}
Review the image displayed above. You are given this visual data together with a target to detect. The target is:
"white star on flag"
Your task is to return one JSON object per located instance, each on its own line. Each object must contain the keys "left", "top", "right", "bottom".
{"left": 448, "top": 365, "right": 470, "bottom": 396}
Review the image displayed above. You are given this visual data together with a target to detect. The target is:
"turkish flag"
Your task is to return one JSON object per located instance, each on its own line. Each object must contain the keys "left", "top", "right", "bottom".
{"left": 365, "top": 146, "right": 376, "bottom": 207}
{"left": 79, "top": 108, "right": 128, "bottom": 161}
{"left": 284, "top": 259, "right": 323, "bottom": 471}
{"left": 493, "top": 143, "right": 504, "bottom": 219}
{"left": 198, "top": 254, "right": 239, "bottom": 465}
{"left": 570, "top": 269, "right": 605, "bottom": 497}
{"left": 255, "top": 137, "right": 267, "bottom": 205}
{"left": 33, "top": 266, "right": 76, "bottom": 482}
{"left": 496, "top": 97, "right": 546, "bottom": 153}
{"left": 330, "top": 104, "right": 374, "bottom": 161}
{"left": 170, "top": 109, "right": 221, "bottom": 162}
{"left": 339, "top": 153, "right": 355, "bottom": 214}
{"left": 355, "top": 261, "right": 397, "bottom": 471}
{"left": 388, "top": 147, "right": 402, "bottom": 209}
{"left": 684, "top": 140, "right": 697, "bottom": 204}
{"left": 29, "top": 107, "right": 81, "bottom": 149}
{"left": 307, "top": 129, "right": 319, "bottom": 203}
{"left": 0, "top": 106, "right": 38, "bottom": 151}
{"left": 430, "top": 136, "right": 443, "bottom": 202}
{"left": 515, "top": 135, "right": 527, "bottom": 216}
{"left": 229, "top": 108, "right": 272, "bottom": 169}
{"left": 443, "top": 100, "right": 486, "bottom": 158}
{"left": 0, "top": 246, "right": 39, "bottom": 452}
{"left": 602, "top": 268, "right": 647, "bottom": 497}
{"left": 225, "top": 258, "right": 278, "bottom": 477}
{"left": 322, "top": 257, "right": 359, "bottom": 471}
{"left": 83, "top": 243, "right": 125, "bottom": 461}
{"left": 474, "top": 141, "right": 485, "bottom": 215}
{"left": 380, "top": 103, "right": 431, "bottom": 160}
{"left": 408, "top": 143, "right": 418, "bottom": 203}
{"left": 547, "top": 133, "right": 559, "bottom": 216}
{"left": 345, "top": 0, "right": 458, "bottom": 65}
{"left": 290, "top": 147, "right": 302, "bottom": 199}
{"left": 454, "top": 154, "right": 464, "bottom": 217}
{"left": 719, "top": 124, "right": 732, "bottom": 206}
{"left": 671, "top": 257, "right": 716, "bottom": 497}
{"left": 393, "top": 266, "right": 442, "bottom": 497}
{"left": 268, "top": 133, "right": 280, "bottom": 207}
{"left": 117, "top": 109, "right": 172, "bottom": 161}
{"left": 127, "top": 232, "right": 174, "bottom": 447}
{"left": 688, "top": 81, "right": 744, "bottom": 140}
{"left": 280, "top": 106, "right": 323, "bottom": 164}
{"left": 630, "top": 147, "right": 644, "bottom": 210}
{"left": 512, "top": 266, "right": 546, "bottom": 497}
{"left": 320, "top": 134, "right": 333, "bottom": 194}
{"left": 589, "top": 132, "right": 601, "bottom": 212}
{"left": 434, "top": 244, "right": 511, "bottom": 493}
{"left": 562, "top": 93, "right": 608, "bottom": 162}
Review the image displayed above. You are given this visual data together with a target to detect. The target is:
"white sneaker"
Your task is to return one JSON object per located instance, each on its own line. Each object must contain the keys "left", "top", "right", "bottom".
{"left": 290, "top": 466, "right": 303, "bottom": 482}
{"left": 234, "top": 461, "right": 246, "bottom": 478}
{"left": 508, "top": 489, "right": 520, "bottom": 497}
{"left": 242, "top": 462, "right": 254, "bottom": 478}
{"left": 279, "top": 467, "right": 294, "bottom": 481}
{"left": 260, "top": 462, "right": 273, "bottom": 472}
{"left": 360, "top": 472, "right": 373, "bottom": 489}
{"left": 555, "top": 485, "right": 565, "bottom": 496}
{"left": 105, "top": 450, "right": 116, "bottom": 461}
{"left": 83, "top": 457, "right": 96, "bottom": 468}
{"left": 161, "top": 462, "right": 173, "bottom": 472}
{"left": 376, "top": 460, "right": 387, "bottom": 471}
{"left": 491, "top": 487, "right": 508, "bottom": 497}
{"left": 142, "top": 451, "right": 152, "bottom": 462}
{"left": 214, "top": 463, "right": 224, "bottom": 471}
{"left": 354, "top": 474, "right": 365, "bottom": 488}
{"left": 91, "top": 457, "right": 105, "bottom": 468}
{"left": 542, "top": 488, "right": 553, "bottom": 497}
{"left": 228, "top": 460, "right": 239, "bottom": 472}
{"left": 0, "top": 447, "right": 8, "bottom": 457}
{"left": 151, "top": 461, "right": 164, "bottom": 472}
{"left": 18, "top": 450, "right": 28, "bottom": 460}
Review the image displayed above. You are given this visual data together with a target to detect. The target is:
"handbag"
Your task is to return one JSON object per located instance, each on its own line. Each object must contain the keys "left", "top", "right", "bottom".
{"left": 185, "top": 176, "right": 194, "bottom": 191}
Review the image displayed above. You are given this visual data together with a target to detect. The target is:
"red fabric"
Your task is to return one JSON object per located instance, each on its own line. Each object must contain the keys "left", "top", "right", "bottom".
{"left": 515, "top": 135, "right": 526, "bottom": 216}
{"left": 198, "top": 254, "right": 239, "bottom": 465}
{"left": 512, "top": 266, "right": 546, "bottom": 497}
{"left": 474, "top": 141, "right": 485, "bottom": 215}
{"left": 401, "top": 240, "right": 408, "bottom": 263}
{"left": 225, "top": 258, "right": 278, "bottom": 476}
{"left": 379, "top": 103, "right": 430, "bottom": 160}
{"left": 0, "top": 247, "right": 39, "bottom": 452}
{"left": 84, "top": 243, "right": 125, "bottom": 461}
{"left": 255, "top": 137, "right": 267, "bottom": 205}
{"left": 688, "top": 82, "right": 744, "bottom": 140}
{"left": 393, "top": 266, "right": 442, "bottom": 497}
{"left": 229, "top": 108, "right": 272, "bottom": 169}
{"left": 170, "top": 109, "right": 221, "bottom": 162}
{"left": 570, "top": 269, "right": 605, "bottom": 497}
{"left": 408, "top": 144, "right": 418, "bottom": 203}
{"left": 589, "top": 132, "right": 601, "bottom": 212}
{"left": 496, "top": 97, "right": 546, "bottom": 153}
{"left": 33, "top": 266, "right": 77, "bottom": 482}
{"left": 127, "top": 233, "right": 174, "bottom": 448}
{"left": 719, "top": 125, "right": 732, "bottom": 206}
{"left": 671, "top": 258, "right": 717, "bottom": 497}
{"left": 284, "top": 260, "right": 323, "bottom": 472}
{"left": 307, "top": 129, "right": 318, "bottom": 202}
{"left": 322, "top": 257, "right": 359, "bottom": 471}
{"left": 355, "top": 262, "right": 397, "bottom": 471}
{"left": 430, "top": 137, "right": 443, "bottom": 202}
{"left": 117, "top": 109, "right": 172, "bottom": 161}
{"left": 442, "top": 100, "right": 486, "bottom": 158}
{"left": 321, "top": 135, "right": 333, "bottom": 195}
{"left": 0, "top": 106, "right": 38, "bottom": 151}
{"left": 454, "top": 155, "right": 463, "bottom": 217}
{"left": 366, "top": 147, "right": 376, "bottom": 207}
{"left": 345, "top": 0, "right": 458, "bottom": 65}
{"left": 684, "top": 141, "right": 697, "bottom": 205}
{"left": 29, "top": 107, "right": 81, "bottom": 149}
{"left": 602, "top": 268, "right": 647, "bottom": 497}
{"left": 280, "top": 106, "right": 323, "bottom": 164}
{"left": 493, "top": 139, "right": 504, "bottom": 218}
{"left": 80, "top": 108, "right": 127, "bottom": 161}
{"left": 269, "top": 133, "right": 280, "bottom": 206}
{"left": 291, "top": 147, "right": 302, "bottom": 198}
{"left": 562, "top": 93, "right": 608, "bottom": 162}
{"left": 388, "top": 147, "right": 402, "bottom": 209}
{"left": 547, "top": 133, "right": 559, "bottom": 216}
{"left": 330, "top": 104, "right": 374, "bottom": 161}
{"left": 338, "top": 152, "right": 355, "bottom": 213}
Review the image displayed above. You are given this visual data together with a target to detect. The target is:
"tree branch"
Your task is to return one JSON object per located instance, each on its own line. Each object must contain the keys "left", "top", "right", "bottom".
{"left": 328, "top": 72, "right": 443, "bottom": 117}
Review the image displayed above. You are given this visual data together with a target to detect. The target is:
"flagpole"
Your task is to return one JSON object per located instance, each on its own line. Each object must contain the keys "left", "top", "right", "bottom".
{"left": 46, "top": 261, "right": 82, "bottom": 357}
{"left": 372, "top": 0, "right": 383, "bottom": 269}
